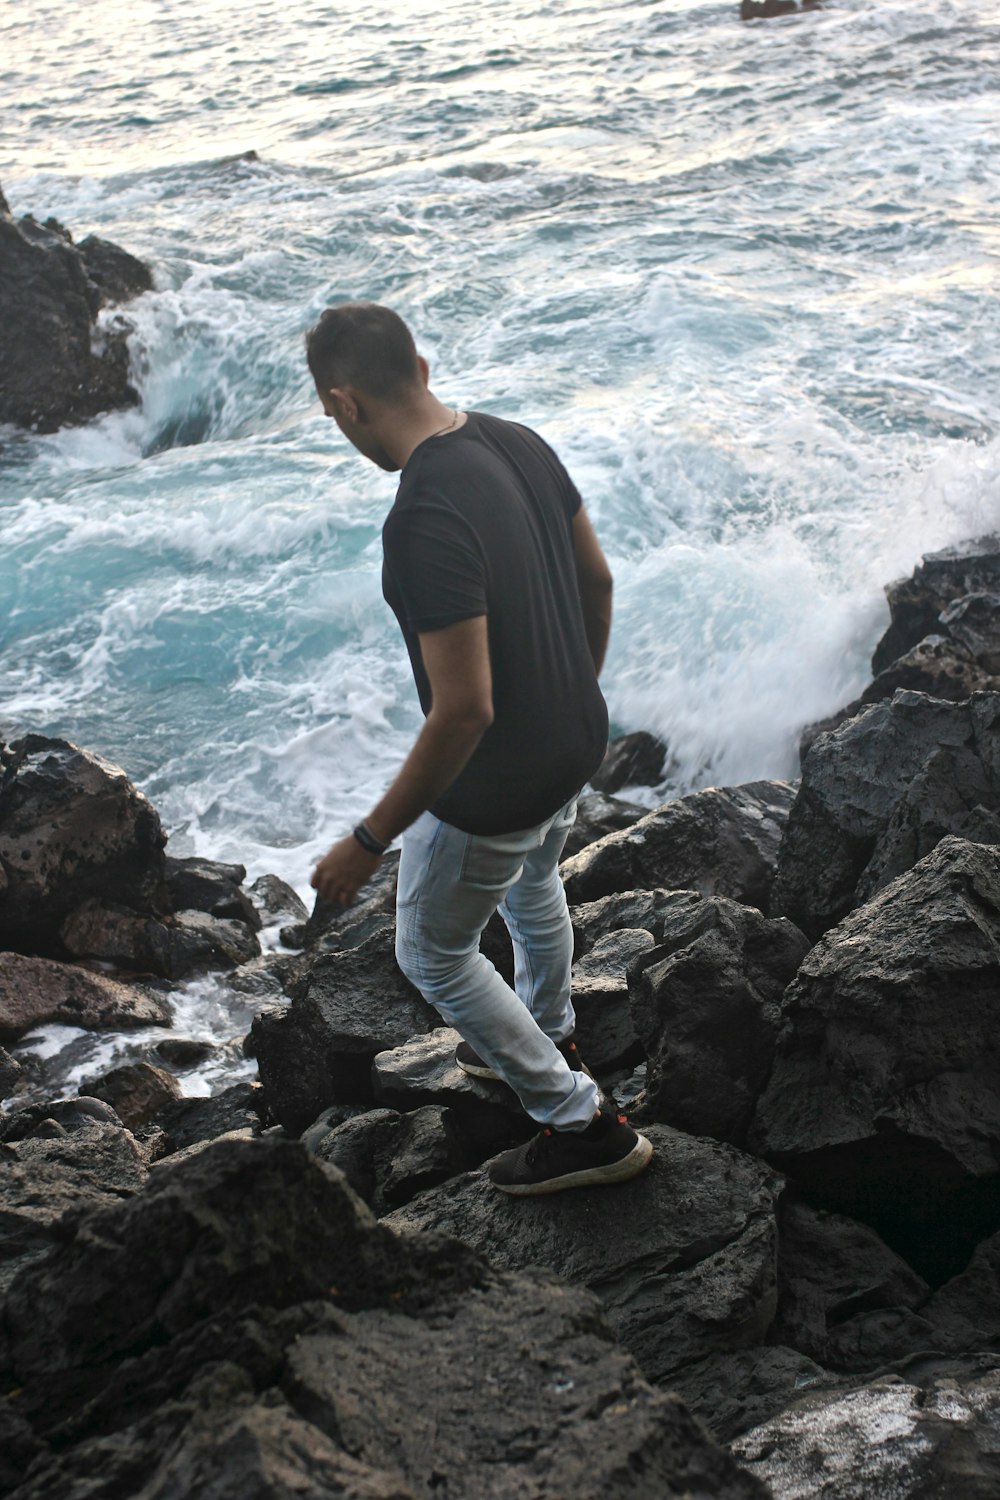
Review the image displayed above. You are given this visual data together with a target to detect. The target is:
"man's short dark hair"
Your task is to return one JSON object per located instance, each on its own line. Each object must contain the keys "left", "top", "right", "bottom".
{"left": 306, "top": 302, "right": 420, "bottom": 401}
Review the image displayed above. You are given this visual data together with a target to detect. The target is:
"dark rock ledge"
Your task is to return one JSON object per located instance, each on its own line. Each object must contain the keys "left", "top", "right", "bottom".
{"left": 5, "top": 540, "right": 1000, "bottom": 1496}
{"left": 0, "top": 181, "right": 152, "bottom": 433}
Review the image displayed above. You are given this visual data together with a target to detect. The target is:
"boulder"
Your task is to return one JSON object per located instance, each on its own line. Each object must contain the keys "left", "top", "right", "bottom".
{"left": 0, "top": 1043, "right": 23, "bottom": 1098}
{"left": 769, "top": 1197, "right": 932, "bottom": 1371}
{"left": 561, "top": 780, "right": 796, "bottom": 913}
{"left": 386, "top": 1123, "right": 783, "bottom": 1387}
{"left": 0, "top": 1093, "right": 124, "bottom": 1142}
{"left": 251, "top": 928, "right": 439, "bottom": 1130}
{"left": 371, "top": 1028, "right": 534, "bottom": 1158}
{"left": 309, "top": 1104, "right": 469, "bottom": 1214}
{"left": 773, "top": 692, "right": 1000, "bottom": 938}
{"left": 571, "top": 887, "right": 704, "bottom": 952}
{"left": 0, "top": 1137, "right": 767, "bottom": 1500}
{"left": 733, "top": 1359, "right": 1000, "bottom": 1498}
{"left": 752, "top": 837, "right": 1000, "bottom": 1281}
{"left": 163, "top": 855, "right": 261, "bottom": 931}
{"left": 0, "top": 1120, "right": 147, "bottom": 1293}
{"left": 60, "top": 899, "right": 261, "bottom": 977}
{"left": 247, "top": 872, "right": 308, "bottom": 928}
{"left": 281, "top": 852, "right": 400, "bottom": 950}
{"left": 590, "top": 730, "right": 669, "bottom": 795}
{"left": 0, "top": 951, "right": 171, "bottom": 1043}
{"left": 151, "top": 1082, "right": 267, "bottom": 1154}
{"left": 863, "top": 632, "right": 996, "bottom": 707}
{"left": 0, "top": 736, "right": 166, "bottom": 955}
{"left": 923, "top": 1231, "right": 1000, "bottom": 1354}
{"left": 628, "top": 895, "right": 810, "bottom": 1146}
{"left": 84, "top": 1060, "right": 182, "bottom": 1128}
{"left": 570, "top": 927, "right": 651, "bottom": 1075}
{"left": 668, "top": 1344, "right": 838, "bottom": 1442}
{"left": 0, "top": 205, "right": 151, "bottom": 432}
{"left": 871, "top": 537, "right": 1000, "bottom": 675}
{"left": 941, "top": 592, "right": 1000, "bottom": 673}
{"left": 563, "top": 789, "right": 648, "bottom": 857}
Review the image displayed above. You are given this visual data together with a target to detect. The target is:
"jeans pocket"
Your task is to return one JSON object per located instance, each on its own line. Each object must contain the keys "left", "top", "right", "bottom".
{"left": 459, "top": 830, "right": 531, "bottom": 892}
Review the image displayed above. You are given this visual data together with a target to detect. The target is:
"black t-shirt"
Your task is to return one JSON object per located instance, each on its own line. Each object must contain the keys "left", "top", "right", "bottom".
{"left": 382, "top": 410, "right": 609, "bottom": 835}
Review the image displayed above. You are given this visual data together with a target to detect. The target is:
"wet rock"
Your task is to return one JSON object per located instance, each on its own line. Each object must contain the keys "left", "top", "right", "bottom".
{"left": 563, "top": 789, "right": 648, "bottom": 858}
{"left": 0, "top": 1093, "right": 124, "bottom": 1141}
{"left": 733, "top": 1360, "right": 1000, "bottom": 1499}
{"left": 0, "top": 736, "right": 166, "bottom": 955}
{"left": 0, "top": 1137, "right": 766, "bottom": 1500}
{"left": 628, "top": 896, "right": 810, "bottom": 1146}
{"left": 247, "top": 872, "right": 308, "bottom": 928}
{"left": 310, "top": 1104, "right": 469, "bottom": 1214}
{"left": 252, "top": 928, "right": 438, "bottom": 1130}
{"left": 0, "top": 1120, "right": 147, "bottom": 1293}
{"left": 0, "top": 205, "right": 151, "bottom": 433}
{"left": 769, "top": 1197, "right": 932, "bottom": 1371}
{"left": 62, "top": 901, "right": 262, "bottom": 977}
{"left": 561, "top": 780, "right": 796, "bottom": 913}
{"left": 941, "top": 592, "right": 1000, "bottom": 673}
{"left": 371, "top": 1028, "right": 534, "bottom": 1158}
{"left": 168, "top": 910, "right": 261, "bottom": 975}
{"left": 871, "top": 536, "right": 1000, "bottom": 675}
{"left": 281, "top": 852, "right": 400, "bottom": 950}
{"left": 0, "top": 951, "right": 171, "bottom": 1043}
{"left": 741, "top": 0, "right": 799, "bottom": 16}
{"left": 85, "top": 1060, "right": 182, "bottom": 1128}
{"left": 571, "top": 928, "right": 651, "bottom": 1075}
{"left": 154, "top": 1036, "right": 215, "bottom": 1068}
{"left": 151, "top": 1081, "right": 266, "bottom": 1154}
{"left": 163, "top": 855, "right": 261, "bottom": 931}
{"left": 668, "top": 1344, "right": 838, "bottom": 1442}
{"left": 386, "top": 1123, "right": 783, "bottom": 1387}
{"left": 0, "top": 1043, "right": 23, "bottom": 1097}
{"left": 752, "top": 837, "right": 1000, "bottom": 1282}
{"left": 863, "top": 632, "right": 996, "bottom": 706}
{"left": 772, "top": 692, "right": 1000, "bottom": 938}
{"left": 590, "top": 730, "right": 669, "bottom": 795}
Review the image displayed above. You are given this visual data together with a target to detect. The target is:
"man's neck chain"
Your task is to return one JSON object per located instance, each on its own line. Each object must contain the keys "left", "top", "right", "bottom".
{"left": 429, "top": 408, "right": 461, "bottom": 439}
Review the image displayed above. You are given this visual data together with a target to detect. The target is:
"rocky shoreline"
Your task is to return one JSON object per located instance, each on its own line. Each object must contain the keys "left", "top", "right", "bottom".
{"left": 3, "top": 537, "right": 1000, "bottom": 1496}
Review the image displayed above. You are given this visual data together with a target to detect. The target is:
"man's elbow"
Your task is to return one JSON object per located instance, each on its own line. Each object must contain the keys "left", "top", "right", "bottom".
{"left": 434, "top": 700, "right": 494, "bottom": 742}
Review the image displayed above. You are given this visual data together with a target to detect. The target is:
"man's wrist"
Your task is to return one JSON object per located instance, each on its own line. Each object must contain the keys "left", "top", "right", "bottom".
{"left": 353, "top": 820, "right": 391, "bottom": 857}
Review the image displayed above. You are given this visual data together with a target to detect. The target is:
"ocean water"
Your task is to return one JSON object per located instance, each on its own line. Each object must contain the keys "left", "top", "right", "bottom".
{"left": 2, "top": 0, "right": 999, "bottom": 1095}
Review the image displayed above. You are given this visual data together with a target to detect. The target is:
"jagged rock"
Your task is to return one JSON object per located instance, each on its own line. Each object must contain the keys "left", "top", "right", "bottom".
{"left": 386, "top": 1123, "right": 783, "bottom": 1387}
{"left": 0, "top": 1120, "right": 147, "bottom": 1293}
{"left": 247, "top": 872, "right": 308, "bottom": 928}
{"left": 371, "top": 1028, "right": 534, "bottom": 1157}
{"left": 168, "top": 910, "right": 261, "bottom": 974}
{"left": 752, "top": 838, "right": 1000, "bottom": 1281}
{"left": 0, "top": 736, "right": 166, "bottom": 955}
{"left": 942, "top": 592, "right": 1000, "bottom": 673}
{"left": 84, "top": 1061, "right": 182, "bottom": 1128}
{"left": 563, "top": 790, "right": 648, "bottom": 857}
{"left": 773, "top": 692, "right": 1000, "bottom": 938}
{"left": 252, "top": 928, "right": 438, "bottom": 1130}
{"left": 225, "top": 952, "right": 291, "bottom": 1000}
{"left": 154, "top": 1037, "right": 215, "bottom": 1068}
{"left": 872, "top": 537, "right": 1000, "bottom": 675}
{"left": 561, "top": 780, "right": 796, "bottom": 913}
{"left": 769, "top": 1197, "right": 932, "bottom": 1371}
{"left": 863, "top": 633, "right": 996, "bottom": 706}
{"left": 281, "top": 853, "right": 400, "bottom": 950}
{"left": 61, "top": 900, "right": 261, "bottom": 977}
{"left": 163, "top": 856, "right": 261, "bottom": 931}
{"left": 571, "top": 887, "right": 704, "bottom": 952}
{"left": 0, "top": 951, "right": 171, "bottom": 1043}
{"left": 923, "top": 1231, "right": 1000, "bottom": 1354}
{"left": 0, "top": 1094, "right": 124, "bottom": 1142}
{"left": 0, "top": 206, "right": 151, "bottom": 432}
{"left": 0, "top": 1043, "right": 23, "bottom": 1097}
{"left": 151, "top": 1082, "right": 266, "bottom": 1154}
{"left": 590, "top": 731, "right": 669, "bottom": 795}
{"left": 570, "top": 928, "right": 651, "bottom": 1075}
{"left": 733, "top": 1360, "right": 1000, "bottom": 1498}
{"left": 668, "top": 1344, "right": 838, "bottom": 1442}
{"left": 628, "top": 896, "right": 810, "bottom": 1146}
{"left": 310, "top": 1104, "right": 469, "bottom": 1214}
{"left": 0, "top": 1137, "right": 767, "bottom": 1500}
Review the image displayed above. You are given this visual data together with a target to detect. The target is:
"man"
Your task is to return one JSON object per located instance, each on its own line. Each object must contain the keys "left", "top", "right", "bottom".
{"left": 307, "top": 302, "right": 652, "bottom": 1195}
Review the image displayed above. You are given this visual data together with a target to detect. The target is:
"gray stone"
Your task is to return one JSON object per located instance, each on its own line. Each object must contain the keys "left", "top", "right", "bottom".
{"left": 942, "top": 592, "right": 1000, "bottom": 674}
{"left": 924, "top": 1231, "right": 1000, "bottom": 1354}
{"left": 247, "top": 872, "right": 308, "bottom": 928}
{"left": 164, "top": 855, "right": 261, "bottom": 931}
{"left": 84, "top": 1060, "right": 182, "bottom": 1128}
{"left": 629, "top": 896, "right": 810, "bottom": 1146}
{"left": 562, "top": 780, "right": 796, "bottom": 913}
{"left": 571, "top": 887, "right": 706, "bottom": 951}
{"left": 872, "top": 537, "right": 1000, "bottom": 674}
{"left": 386, "top": 1123, "right": 783, "bottom": 1386}
{"left": 590, "top": 731, "right": 669, "bottom": 795}
{"left": 0, "top": 951, "right": 172, "bottom": 1043}
{"left": 152, "top": 1082, "right": 266, "bottom": 1154}
{"left": 571, "top": 928, "right": 651, "bottom": 1075}
{"left": 0, "top": 736, "right": 166, "bottom": 955}
{"left": 563, "top": 790, "right": 649, "bottom": 858}
{"left": 311, "top": 1104, "right": 469, "bottom": 1214}
{"left": 668, "top": 1344, "right": 839, "bottom": 1443}
{"left": 0, "top": 1043, "right": 23, "bottom": 1097}
{"left": 252, "top": 928, "right": 439, "bottom": 1131}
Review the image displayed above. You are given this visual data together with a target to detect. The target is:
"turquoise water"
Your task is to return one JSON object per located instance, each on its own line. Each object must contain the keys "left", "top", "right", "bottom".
{"left": 2, "top": 0, "right": 999, "bottom": 913}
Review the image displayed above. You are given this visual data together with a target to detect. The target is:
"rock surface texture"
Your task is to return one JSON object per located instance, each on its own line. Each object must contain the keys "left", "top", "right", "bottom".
{"left": 0, "top": 1137, "right": 768, "bottom": 1499}
{"left": 0, "top": 952, "right": 170, "bottom": 1043}
{"left": 0, "top": 191, "right": 151, "bottom": 432}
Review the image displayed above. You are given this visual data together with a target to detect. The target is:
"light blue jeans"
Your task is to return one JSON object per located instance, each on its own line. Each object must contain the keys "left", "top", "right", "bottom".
{"left": 394, "top": 797, "right": 601, "bottom": 1131}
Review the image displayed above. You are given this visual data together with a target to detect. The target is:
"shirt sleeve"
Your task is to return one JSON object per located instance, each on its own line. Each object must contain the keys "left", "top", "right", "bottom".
{"left": 382, "top": 502, "right": 487, "bottom": 633}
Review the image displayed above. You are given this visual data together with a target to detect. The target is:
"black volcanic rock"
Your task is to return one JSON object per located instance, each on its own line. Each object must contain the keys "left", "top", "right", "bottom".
{"left": 561, "top": 780, "right": 796, "bottom": 912}
{"left": 872, "top": 538, "right": 1000, "bottom": 675}
{"left": 753, "top": 837, "right": 1000, "bottom": 1280}
{"left": 0, "top": 193, "right": 152, "bottom": 432}
{"left": 590, "top": 730, "right": 669, "bottom": 795}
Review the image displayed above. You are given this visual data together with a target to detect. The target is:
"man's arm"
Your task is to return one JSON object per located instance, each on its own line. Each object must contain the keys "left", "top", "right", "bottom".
{"left": 573, "top": 506, "right": 613, "bottom": 675}
{"left": 310, "top": 615, "right": 493, "bottom": 906}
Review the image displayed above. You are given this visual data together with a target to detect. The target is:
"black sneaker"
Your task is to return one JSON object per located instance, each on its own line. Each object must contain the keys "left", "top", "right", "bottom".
{"left": 488, "top": 1109, "right": 653, "bottom": 1196}
{"left": 455, "top": 1034, "right": 593, "bottom": 1082}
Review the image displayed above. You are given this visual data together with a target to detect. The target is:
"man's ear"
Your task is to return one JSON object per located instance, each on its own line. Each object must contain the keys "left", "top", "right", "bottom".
{"left": 416, "top": 355, "right": 430, "bottom": 387}
{"left": 326, "top": 385, "right": 363, "bottom": 423}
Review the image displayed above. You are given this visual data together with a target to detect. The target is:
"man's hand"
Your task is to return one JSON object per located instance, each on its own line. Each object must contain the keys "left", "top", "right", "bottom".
{"left": 310, "top": 834, "right": 381, "bottom": 907}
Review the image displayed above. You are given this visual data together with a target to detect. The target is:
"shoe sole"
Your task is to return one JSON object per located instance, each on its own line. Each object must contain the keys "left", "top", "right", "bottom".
{"left": 491, "top": 1133, "right": 654, "bottom": 1196}
{"left": 456, "top": 1052, "right": 596, "bottom": 1084}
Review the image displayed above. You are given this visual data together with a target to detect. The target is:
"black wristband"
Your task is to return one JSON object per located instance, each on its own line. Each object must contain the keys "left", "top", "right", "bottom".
{"left": 353, "top": 821, "right": 389, "bottom": 856}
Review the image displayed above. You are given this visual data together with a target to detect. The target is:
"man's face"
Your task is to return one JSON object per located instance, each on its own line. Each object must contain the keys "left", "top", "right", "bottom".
{"left": 318, "top": 386, "right": 399, "bottom": 472}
